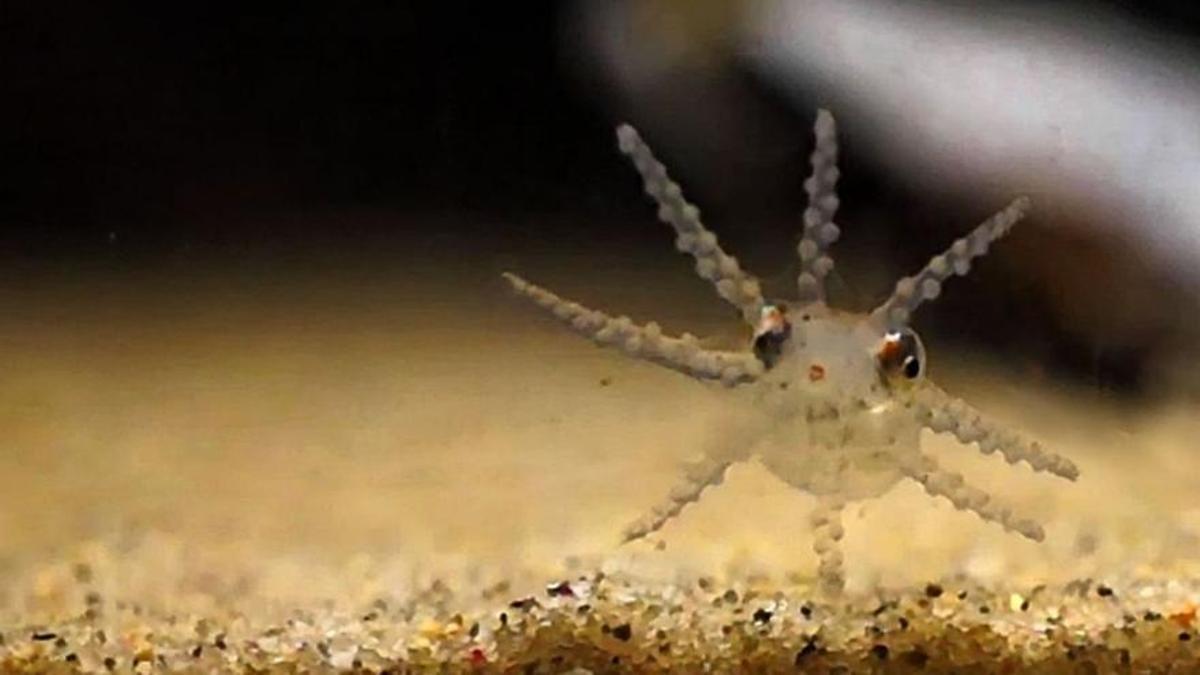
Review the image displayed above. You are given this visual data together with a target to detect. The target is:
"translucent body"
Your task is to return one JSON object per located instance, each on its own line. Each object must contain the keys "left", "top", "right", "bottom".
{"left": 752, "top": 309, "right": 920, "bottom": 500}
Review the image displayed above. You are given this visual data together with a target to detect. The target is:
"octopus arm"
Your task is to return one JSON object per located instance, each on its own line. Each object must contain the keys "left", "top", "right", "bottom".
{"left": 616, "top": 124, "right": 764, "bottom": 324}
{"left": 872, "top": 197, "right": 1030, "bottom": 331}
{"left": 620, "top": 455, "right": 732, "bottom": 544}
{"left": 502, "top": 273, "right": 763, "bottom": 386}
{"left": 796, "top": 109, "right": 843, "bottom": 306}
{"left": 809, "top": 495, "right": 847, "bottom": 592}
{"left": 909, "top": 382, "right": 1080, "bottom": 481}
{"left": 901, "top": 453, "right": 1046, "bottom": 542}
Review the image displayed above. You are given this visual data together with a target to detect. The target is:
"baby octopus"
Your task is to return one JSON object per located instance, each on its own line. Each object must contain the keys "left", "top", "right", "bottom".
{"left": 503, "top": 110, "right": 1079, "bottom": 592}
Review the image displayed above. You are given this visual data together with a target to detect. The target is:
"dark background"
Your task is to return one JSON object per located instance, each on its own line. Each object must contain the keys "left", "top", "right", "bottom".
{"left": 4, "top": 1, "right": 1197, "bottom": 254}
{"left": 2, "top": 1, "right": 1199, "bottom": 392}
{"left": 1, "top": 3, "right": 627, "bottom": 261}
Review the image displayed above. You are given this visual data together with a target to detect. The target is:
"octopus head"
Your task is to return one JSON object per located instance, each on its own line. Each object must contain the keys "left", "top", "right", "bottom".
{"left": 752, "top": 303, "right": 927, "bottom": 498}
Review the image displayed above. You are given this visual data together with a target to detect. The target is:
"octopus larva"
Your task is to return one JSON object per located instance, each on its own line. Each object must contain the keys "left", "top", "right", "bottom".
{"left": 503, "top": 110, "right": 1079, "bottom": 592}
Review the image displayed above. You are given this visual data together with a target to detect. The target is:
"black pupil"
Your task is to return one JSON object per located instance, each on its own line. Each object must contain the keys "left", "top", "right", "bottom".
{"left": 753, "top": 322, "right": 791, "bottom": 368}
{"left": 903, "top": 356, "right": 921, "bottom": 379}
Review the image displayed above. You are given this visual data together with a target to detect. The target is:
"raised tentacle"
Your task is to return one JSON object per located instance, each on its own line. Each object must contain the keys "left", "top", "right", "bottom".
{"left": 901, "top": 453, "right": 1045, "bottom": 541}
{"left": 909, "top": 383, "right": 1079, "bottom": 481}
{"left": 796, "top": 109, "right": 842, "bottom": 305}
{"left": 616, "top": 125, "right": 764, "bottom": 323}
{"left": 621, "top": 455, "right": 732, "bottom": 544}
{"left": 871, "top": 197, "right": 1031, "bottom": 330}
{"left": 810, "top": 495, "right": 846, "bottom": 593}
{"left": 503, "top": 273, "right": 764, "bottom": 386}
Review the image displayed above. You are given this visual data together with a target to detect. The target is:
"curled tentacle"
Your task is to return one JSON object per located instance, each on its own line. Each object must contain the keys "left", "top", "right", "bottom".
{"left": 872, "top": 197, "right": 1031, "bottom": 330}
{"left": 616, "top": 124, "right": 764, "bottom": 323}
{"left": 796, "top": 109, "right": 842, "bottom": 306}
{"left": 503, "top": 273, "right": 763, "bottom": 386}
{"left": 900, "top": 453, "right": 1045, "bottom": 541}
{"left": 909, "top": 382, "right": 1079, "bottom": 481}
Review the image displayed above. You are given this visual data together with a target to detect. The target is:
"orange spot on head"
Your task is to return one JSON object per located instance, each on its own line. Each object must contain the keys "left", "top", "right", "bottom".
{"left": 808, "top": 363, "right": 826, "bottom": 382}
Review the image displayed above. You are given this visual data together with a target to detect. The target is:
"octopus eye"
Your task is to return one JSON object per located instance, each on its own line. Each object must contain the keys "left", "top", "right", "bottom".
{"left": 877, "top": 328, "right": 926, "bottom": 383}
{"left": 753, "top": 303, "right": 792, "bottom": 368}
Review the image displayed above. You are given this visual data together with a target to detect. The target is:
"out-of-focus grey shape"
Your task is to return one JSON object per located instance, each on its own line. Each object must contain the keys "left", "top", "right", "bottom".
{"left": 747, "top": 0, "right": 1200, "bottom": 283}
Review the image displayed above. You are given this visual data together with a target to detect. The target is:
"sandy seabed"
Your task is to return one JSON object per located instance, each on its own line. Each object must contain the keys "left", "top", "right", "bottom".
{"left": 1, "top": 260, "right": 1199, "bottom": 672}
